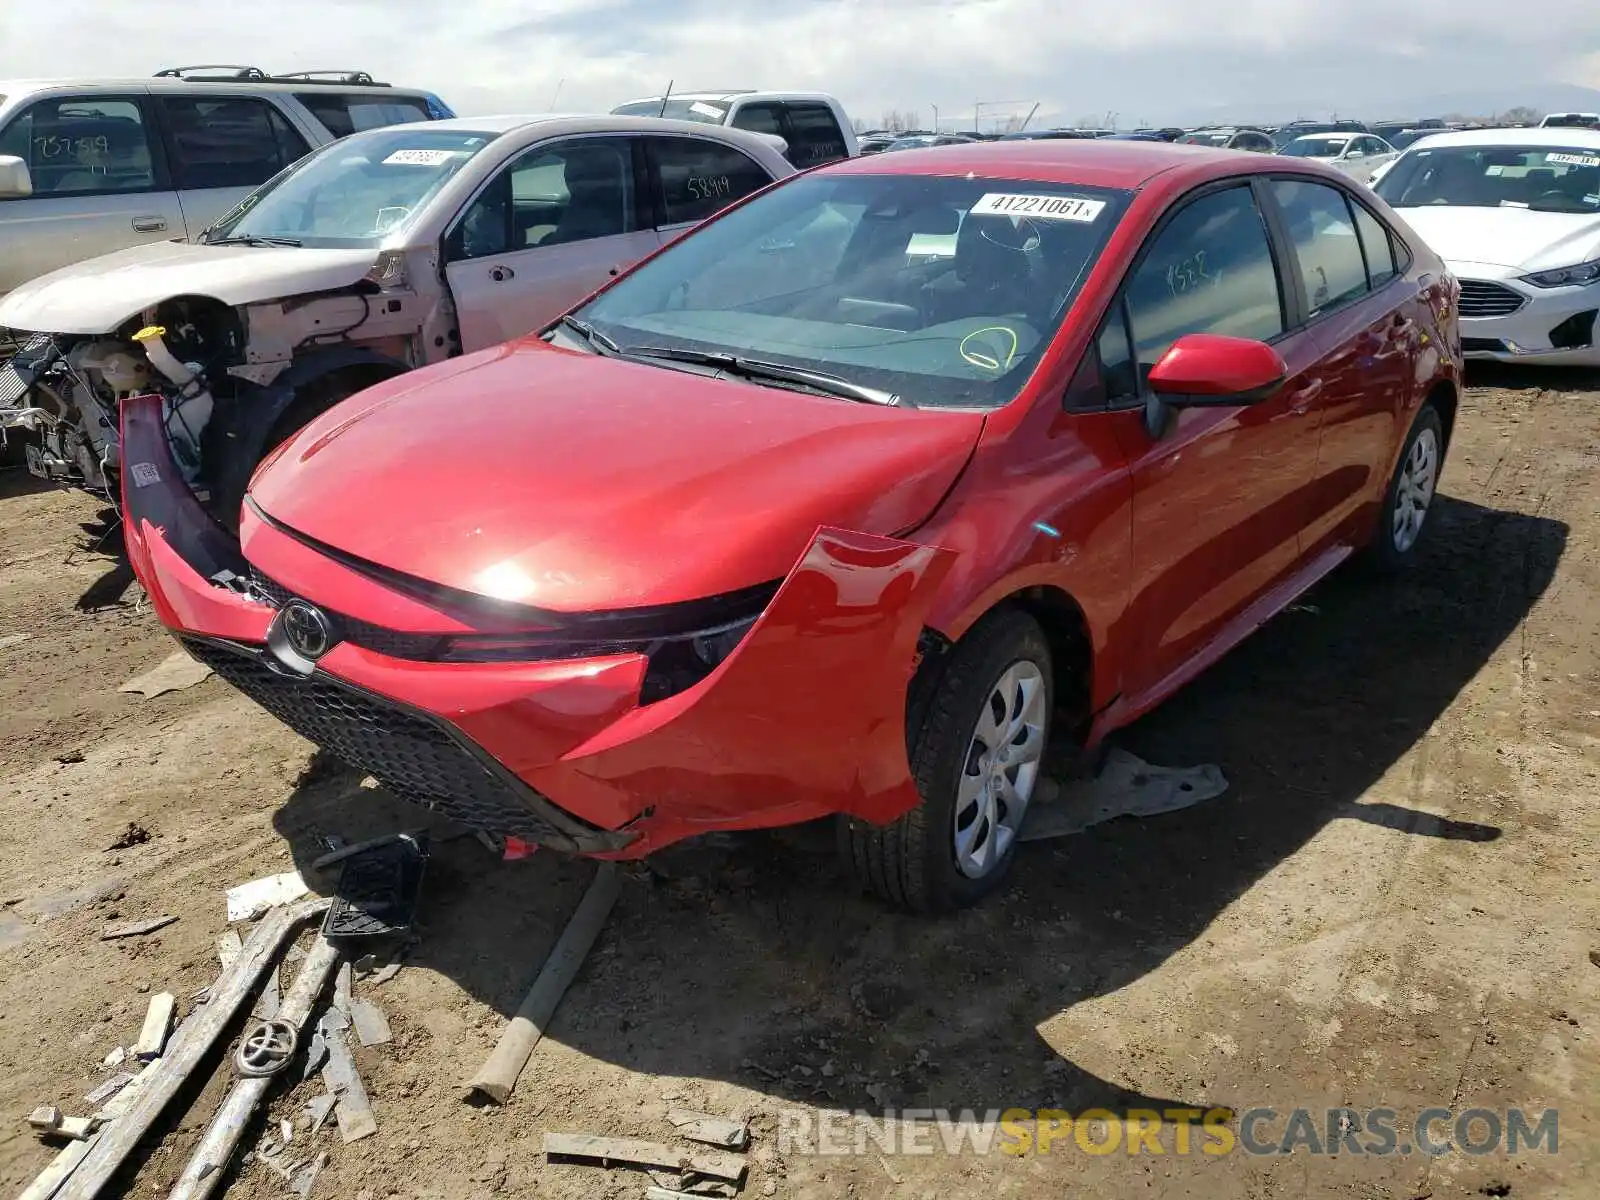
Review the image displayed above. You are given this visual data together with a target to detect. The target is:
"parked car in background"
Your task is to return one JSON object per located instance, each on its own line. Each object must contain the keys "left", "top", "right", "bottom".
{"left": 882, "top": 133, "right": 976, "bottom": 152}
{"left": 610, "top": 90, "right": 856, "bottom": 167}
{"left": 1539, "top": 113, "right": 1600, "bottom": 129}
{"left": 1371, "top": 119, "right": 1446, "bottom": 145}
{"left": 1133, "top": 127, "right": 1186, "bottom": 141}
{"left": 0, "top": 67, "right": 454, "bottom": 297}
{"left": 997, "top": 129, "right": 1093, "bottom": 141}
{"left": 122, "top": 139, "right": 1460, "bottom": 912}
{"left": 1271, "top": 119, "right": 1370, "bottom": 150}
{"left": 0, "top": 115, "right": 793, "bottom": 507}
{"left": 1177, "top": 127, "right": 1275, "bottom": 152}
{"left": 1375, "top": 127, "right": 1600, "bottom": 365}
{"left": 1280, "top": 132, "right": 1398, "bottom": 181}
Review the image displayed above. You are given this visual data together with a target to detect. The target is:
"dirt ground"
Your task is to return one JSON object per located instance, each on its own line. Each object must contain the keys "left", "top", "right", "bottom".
{"left": 2, "top": 370, "right": 1598, "bottom": 1200}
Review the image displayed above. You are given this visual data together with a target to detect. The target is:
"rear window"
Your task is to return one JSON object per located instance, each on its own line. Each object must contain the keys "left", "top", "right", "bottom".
{"left": 783, "top": 103, "right": 848, "bottom": 167}
{"left": 293, "top": 92, "right": 434, "bottom": 138}
{"left": 159, "top": 96, "right": 310, "bottom": 190}
{"left": 613, "top": 99, "right": 730, "bottom": 125}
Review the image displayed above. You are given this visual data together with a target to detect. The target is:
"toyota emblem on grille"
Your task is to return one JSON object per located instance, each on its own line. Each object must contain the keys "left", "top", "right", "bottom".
{"left": 281, "top": 601, "right": 334, "bottom": 659}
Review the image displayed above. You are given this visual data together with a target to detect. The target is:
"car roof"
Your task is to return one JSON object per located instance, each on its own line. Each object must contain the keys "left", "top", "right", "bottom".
{"left": 614, "top": 90, "right": 840, "bottom": 106}
{"left": 1406, "top": 126, "right": 1600, "bottom": 150}
{"left": 338, "top": 112, "right": 792, "bottom": 152}
{"left": 822, "top": 138, "right": 1268, "bottom": 189}
{"left": 0, "top": 77, "right": 431, "bottom": 98}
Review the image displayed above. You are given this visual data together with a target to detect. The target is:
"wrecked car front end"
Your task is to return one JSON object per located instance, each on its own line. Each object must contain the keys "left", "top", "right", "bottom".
{"left": 121, "top": 392, "right": 962, "bottom": 857}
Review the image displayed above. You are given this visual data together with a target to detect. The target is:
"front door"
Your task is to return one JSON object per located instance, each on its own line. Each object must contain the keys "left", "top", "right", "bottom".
{"left": 1106, "top": 182, "right": 1326, "bottom": 698}
{"left": 0, "top": 95, "right": 185, "bottom": 296}
{"left": 444, "top": 136, "right": 659, "bottom": 351}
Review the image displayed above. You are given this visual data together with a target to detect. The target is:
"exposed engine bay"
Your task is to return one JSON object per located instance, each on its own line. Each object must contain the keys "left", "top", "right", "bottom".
{"left": 0, "top": 284, "right": 426, "bottom": 512}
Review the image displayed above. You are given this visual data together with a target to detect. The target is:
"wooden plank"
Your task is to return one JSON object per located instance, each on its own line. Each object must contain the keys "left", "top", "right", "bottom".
{"left": 542, "top": 1132, "right": 747, "bottom": 1183}
{"left": 131, "top": 993, "right": 174, "bottom": 1060}
{"left": 320, "top": 1021, "right": 376, "bottom": 1144}
{"left": 666, "top": 1109, "right": 751, "bottom": 1150}
{"left": 215, "top": 930, "right": 242, "bottom": 972}
{"left": 468, "top": 864, "right": 620, "bottom": 1103}
{"left": 55, "top": 898, "right": 330, "bottom": 1200}
{"left": 225, "top": 872, "right": 308, "bottom": 922}
{"left": 17, "top": 1061, "right": 159, "bottom": 1200}
{"left": 100, "top": 916, "right": 176, "bottom": 940}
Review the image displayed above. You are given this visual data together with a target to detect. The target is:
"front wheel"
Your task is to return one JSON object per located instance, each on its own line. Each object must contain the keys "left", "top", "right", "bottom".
{"left": 1363, "top": 403, "right": 1444, "bottom": 574}
{"left": 840, "top": 607, "right": 1053, "bottom": 912}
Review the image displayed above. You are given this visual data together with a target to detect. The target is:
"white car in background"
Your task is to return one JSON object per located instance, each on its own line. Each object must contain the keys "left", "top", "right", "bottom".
{"left": 1279, "top": 132, "right": 1399, "bottom": 182}
{"left": 0, "top": 114, "right": 793, "bottom": 512}
{"left": 1373, "top": 127, "right": 1600, "bottom": 365}
{"left": 611, "top": 90, "right": 857, "bottom": 167}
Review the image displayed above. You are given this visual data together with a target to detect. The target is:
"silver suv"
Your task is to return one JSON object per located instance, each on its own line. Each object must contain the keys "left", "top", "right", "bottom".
{"left": 0, "top": 66, "right": 453, "bottom": 297}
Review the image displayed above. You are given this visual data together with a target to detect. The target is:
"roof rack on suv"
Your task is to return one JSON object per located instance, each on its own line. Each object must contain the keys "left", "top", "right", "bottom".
{"left": 153, "top": 65, "right": 272, "bottom": 81}
{"left": 272, "top": 71, "right": 390, "bottom": 87}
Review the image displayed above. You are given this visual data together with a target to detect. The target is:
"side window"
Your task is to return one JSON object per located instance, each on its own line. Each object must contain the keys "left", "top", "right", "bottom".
{"left": 728, "top": 103, "right": 785, "bottom": 139}
{"left": 1350, "top": 201, "right": 1400, "bottom": 288}
{"left": 783, "top": 103, "right": 848, "bottom": 167}
{"left": 293, "top": 93, "right": 432, "bottom": 138}
{"left": 1269, "top": 179, "right": 1370, "bottom": 316}
{"left": 0, "top": 97, "right": 157, "bottom": 197}
{"left": 159, "top": 97, "right": 309, "bottom": 190}
{"left": 1123, "top": 185, "right": 1285, "bottom": 375}
{"left": 649, "top": 136, "right": 772, "bottom": 226}
{"left": 451, "top": 137, "right": 636, "bottom": 261}
{"left": 1097, "top": 304, "right": 1138, "bottom": 402}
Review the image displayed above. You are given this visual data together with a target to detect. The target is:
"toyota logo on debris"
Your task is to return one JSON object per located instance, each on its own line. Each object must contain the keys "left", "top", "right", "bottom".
{"left": 280, "top": 600, "right": 335, "bottom": 660}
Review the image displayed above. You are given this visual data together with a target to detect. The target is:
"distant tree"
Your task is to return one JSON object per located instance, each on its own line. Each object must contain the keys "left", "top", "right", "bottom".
{"left": 1501, "top": 106, "right": 1543, "bottom": 126}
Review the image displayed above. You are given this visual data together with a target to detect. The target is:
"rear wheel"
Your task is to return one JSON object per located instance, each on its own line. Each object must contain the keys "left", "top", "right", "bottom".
{"left": 1363, "top": 403, "right": 1444, "bottom": 574}
{"left": 840, "top": 607, "right": 1053, "bottom": 912}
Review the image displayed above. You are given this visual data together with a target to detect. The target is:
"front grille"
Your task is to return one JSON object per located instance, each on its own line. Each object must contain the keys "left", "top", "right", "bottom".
{"left": 249, "top": 570, "right": 446, "bottom": 659}
{"left": 1458, "top": 280, "right": 1526, "bottom": 318}
{"left": 1462, "top": 337, "right": 1508, "bottom": 353}
{"left": 184, "top": 638, "right": 605, "bottom": 848}
{"left": 0, "top": 335, "right": 55, "bottom": 408}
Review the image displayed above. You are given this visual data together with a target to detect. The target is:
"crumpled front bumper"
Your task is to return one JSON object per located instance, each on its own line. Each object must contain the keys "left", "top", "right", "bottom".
{"left": 120, "top": 394, "right": 955, "bottom": 858}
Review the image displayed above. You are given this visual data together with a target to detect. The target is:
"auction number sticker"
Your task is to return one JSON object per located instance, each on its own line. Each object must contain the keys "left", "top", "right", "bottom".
{"left": 129, "top": 462, "right": 160, "bottom": 488}
{"left": 689, "top": 101, "right": 724, "bottom": 119}
{"left": 1548, "top": 152, "right": 1600, "bottom": 168}
{"left": 970, "top": 193, "right": 1105, "bottom": 222}
{"left": 383, "top": 149, "right": 457, "bottom": 167}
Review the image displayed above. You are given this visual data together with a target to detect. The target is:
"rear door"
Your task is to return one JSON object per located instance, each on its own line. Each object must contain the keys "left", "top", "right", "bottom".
{"left": 1265, "top": 177, "right": 1418, "bottom": 557}
{"left": 1105, "top": 180, "right": 1327, "bottom": 697}
{"left": 443, "top": 135, "right": 657, "bottom": 351}
{"left": 0, "top": 93, "right": 184, "bottom": 296}
{"left": 154, "top": 94, "right": 312, "bottom": 236}
{"left": 643, "top": 134, "right": 781, "bottom": 245}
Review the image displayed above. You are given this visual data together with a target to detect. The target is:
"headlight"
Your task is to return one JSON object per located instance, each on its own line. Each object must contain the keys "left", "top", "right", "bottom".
{"left": 1522, "top": 258, "right": 1600, "bottom": 288}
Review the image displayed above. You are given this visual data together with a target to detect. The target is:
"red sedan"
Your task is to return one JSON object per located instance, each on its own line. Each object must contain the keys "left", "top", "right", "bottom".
{"left": 121, "top": 140, "right": 1462, "bottom": 911}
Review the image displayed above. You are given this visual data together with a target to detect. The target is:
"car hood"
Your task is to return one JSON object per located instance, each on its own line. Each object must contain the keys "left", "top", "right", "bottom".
{"left": 247, "top": 339, "right": 986, "bottom": 612}
{"left": 0, "top": 240, "right": 381, "bottom": 335}
{"left": 1395, "top": 205, "right": 1600, "bottom": 271}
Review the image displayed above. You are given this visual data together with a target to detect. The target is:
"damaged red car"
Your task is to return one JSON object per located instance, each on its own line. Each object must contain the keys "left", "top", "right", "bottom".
{"left": 122, "top": 140, "right": 1462, "bottom": 911}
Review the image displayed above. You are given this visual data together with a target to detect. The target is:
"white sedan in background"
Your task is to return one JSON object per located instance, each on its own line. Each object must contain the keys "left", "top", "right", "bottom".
{"left": 1373, "top": 127, "right": 1600, "bottom": 366}
{"left": 1279, "top": 132, "right": 1399, "bottom": 182}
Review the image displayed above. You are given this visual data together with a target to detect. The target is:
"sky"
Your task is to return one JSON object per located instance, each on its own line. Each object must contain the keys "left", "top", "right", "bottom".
{"left": 4, "top": 0, "right": 1600, "bottom": 129}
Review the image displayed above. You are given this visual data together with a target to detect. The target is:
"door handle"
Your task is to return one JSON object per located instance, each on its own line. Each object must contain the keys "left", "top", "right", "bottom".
{"left": 132, "top": 216, "right": 167, "bottom": 233}
{"left": 1288, "top": 378, "right": 1323, "bottom": 414}
{"left": 608, "top": 265, "right": 620, "bottom": 277}
{"left": 490, "top": 265, "right": 515, "bottom": 282}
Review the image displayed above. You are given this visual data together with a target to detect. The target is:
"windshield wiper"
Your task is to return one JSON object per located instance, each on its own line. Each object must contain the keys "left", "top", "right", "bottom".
{"left": 207, "top": 235, "right": 303, "bottom": 248}
{"left": 556, "top": 314, "right": 620, "bottom": 356}
{"left": 621, "top": 345, "right": 905, "bottom": 406}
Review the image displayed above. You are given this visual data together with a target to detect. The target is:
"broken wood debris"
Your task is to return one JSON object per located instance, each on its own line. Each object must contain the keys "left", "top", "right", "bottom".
{"left": 304, "top": 1093, "right": 338, "bottom": 1135}
{"left": 468, "top": 863, "right": 620, "bottom": 1104}
{"left": 543, "top": 1132, "right": 747, "bottom": 1184}
{"left": 216, "top": 929, "right": 243, "bottom": 972}
{"left": 348, "top": 997, "right": 392, "bottom": 1047}
{"left": 54, "top": 898, "right": 331, "bottom": 1200}
{"left": 16, "top": 1060, "right": 159, "bottom": 1200}
{"left": 132, "top": 992, "right": 175, "bottom": 1060}
{"left": 47, "top": 1116, "right": 102, "bottom": 1142}
{"left": 101, "top": 915, "right": 177, "bottom": 940}
{"left": 83, "top": 1074, "right": 134, "bottom": 1106}
{"left": 118, "top": 650, "right": 213, "bottom": 698}
{"left": 320, "top": 1016, "right": 377, "bottom": 1143}
{"left": 28, "top": 1106, "right": 62, "bottom": 1132}
{"left": 226, "top": 872, "right": 310, "bottom": 922}
{"left": 666, "top": 1109, "right": 751, "bottom": 1150}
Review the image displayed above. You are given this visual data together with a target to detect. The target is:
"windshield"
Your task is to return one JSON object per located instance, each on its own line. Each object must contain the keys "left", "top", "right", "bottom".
{"left": 1375, "top": 144, "right": 1600, "bottom": 213}
{"left": 1283, "top": 135, "right": 1349, "bottom": 158}
{"left": 203, "top": 127, "right": 500, "bottom": 248}
{"left": 1178, "top": 131, "right": 1231, "bottom": 146}
{"left": 569, "top": 172, "right": 1131, "bottom": 409}
{"left": 613, "top": 99, "right": 730, "bottom": 125}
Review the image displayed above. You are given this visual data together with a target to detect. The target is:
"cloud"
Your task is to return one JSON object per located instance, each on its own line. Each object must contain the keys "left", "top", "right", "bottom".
{"left": 4, "top": 0, "right": 1598, "bottom": 126}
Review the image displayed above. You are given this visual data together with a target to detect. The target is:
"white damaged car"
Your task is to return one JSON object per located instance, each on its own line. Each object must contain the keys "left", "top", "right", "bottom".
{"left": 0, "top": 114, "right": 792, "bottom": 518}
{"left": 1373, "top": 127, "right": 1600, "bottom": 365}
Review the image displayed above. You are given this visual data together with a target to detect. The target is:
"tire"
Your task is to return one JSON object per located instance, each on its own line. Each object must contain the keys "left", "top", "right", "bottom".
{"left": 840, "top": 607, "right": 1054, "bottom": 912}
{"left": 1362, "top": 403, "right": 1444, "bottom": 575}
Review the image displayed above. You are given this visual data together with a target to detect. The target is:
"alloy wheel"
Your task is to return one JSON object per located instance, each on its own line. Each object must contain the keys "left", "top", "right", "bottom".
{"left": 952, "top": 660, "right": 1048, "bottom": 879}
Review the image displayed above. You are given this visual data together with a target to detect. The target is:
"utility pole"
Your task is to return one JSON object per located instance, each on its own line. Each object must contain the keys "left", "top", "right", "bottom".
{"left": 932, "top": 103, "right": 939, "bottom": 132}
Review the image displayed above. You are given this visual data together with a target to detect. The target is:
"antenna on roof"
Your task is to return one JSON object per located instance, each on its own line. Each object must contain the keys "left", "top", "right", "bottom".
{"left": 548, "top": 77, "right": 564, "bottom": 109}
{"left": 658, "top": 80, "right": 674, "bottom": 119}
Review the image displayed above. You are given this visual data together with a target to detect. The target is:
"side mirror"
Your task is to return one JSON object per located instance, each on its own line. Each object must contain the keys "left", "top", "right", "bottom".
{"left": 0, "top": 155, "right": 33, "bottom": 199}
{"left": 1142, "top": 333, "right": 1286, "bottom": 436}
